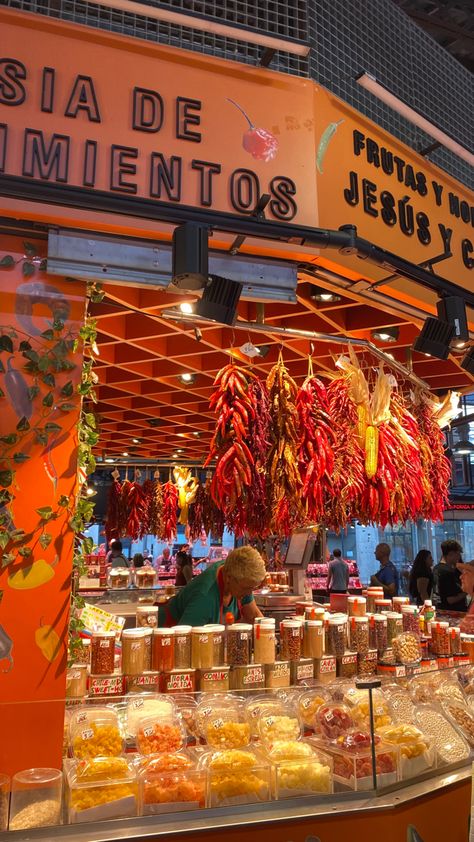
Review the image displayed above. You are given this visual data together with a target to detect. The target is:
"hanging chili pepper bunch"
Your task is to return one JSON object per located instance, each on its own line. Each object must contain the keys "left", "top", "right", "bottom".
{"left": 205, "top": 362, "right": 257, "bottom": 528}
{"left": 388, "top": 391, "right": 425, "bottom": 523}
{"left": 159, "top": 481, "right": 179, "bottom": 542}
{"left": 105, "top": 477, "right": 125, "bottom": 540}
{"left": 326, "top": 375, "right": 366, "bottom": 531}
{"left": 188, "top": 482, "right": 207, "bottom": 541}
{"left": 413, "top": 393, "right": 452, "bottom": 521}
{"left": 297, "top": 371, "right": 335, "bottom": 523}
{"left": 125, "top": 478, "right": 150, "bottom": 541}
{"left": 358, "top": 366, "right": 395, "bottom": 527}
{"left": 244, "top": 378, "right": 272, "bottom": 538}
{"left": 140, "top": 478, "right": 165, "bottom": 537}
{"left": 266, "top": 355, "right": 304, "bottom": 537}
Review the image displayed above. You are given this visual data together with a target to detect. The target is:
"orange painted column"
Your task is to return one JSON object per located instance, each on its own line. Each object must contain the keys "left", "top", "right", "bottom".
{"left": 0, "top": 236, "right": 87, "bottom": 775}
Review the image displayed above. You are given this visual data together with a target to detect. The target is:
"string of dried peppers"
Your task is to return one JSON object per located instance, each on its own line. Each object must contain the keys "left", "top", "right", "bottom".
{"left": 297, "top": 373, "right": 335, "bottom": 523}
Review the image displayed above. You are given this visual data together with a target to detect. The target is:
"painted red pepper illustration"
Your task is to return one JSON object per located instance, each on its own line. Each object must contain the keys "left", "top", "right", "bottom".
{"left": 5, "top": 357, "right": 32, "bottom": 420}
{"left": 227, "top": 99, "right": 278, "bottom": 162}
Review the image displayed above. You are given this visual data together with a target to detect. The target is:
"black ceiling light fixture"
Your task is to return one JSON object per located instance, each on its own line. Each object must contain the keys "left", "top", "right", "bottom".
{"left": 436, "top": 295, "right": 469, "bottom": 347}
{"left": 460, "top": 346, "right": 474, "bottom": 376}
{"left": 371, "top": 326, "right": 400, "bottom": 343}
{"left": 413, "top": 317, "right": 454, "bottom": 360}
{"left": 195, "top": 275, "right": 243, "bottom": 326}
{"left": 172, "top": 222, "right": 209, "bottom": 290}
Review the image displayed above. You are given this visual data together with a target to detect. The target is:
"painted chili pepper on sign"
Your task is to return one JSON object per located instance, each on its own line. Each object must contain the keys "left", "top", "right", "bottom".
{"left": 316, "top": 119, "right": 344, "bottom": 174}
{"left": 227, "top": 99, "right": 279, "bottom": 162}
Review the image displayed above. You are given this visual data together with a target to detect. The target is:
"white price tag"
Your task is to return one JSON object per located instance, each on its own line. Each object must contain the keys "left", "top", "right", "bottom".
{"left": 133, "top": 698, "right": 144, "bottom": 709}
{"left": 143, "top": 726, "right": 154, "bottom": 738}
{"left": 81, "top": 728, "right": 94, "bottom": 740}
{"left": 212, "top": 718, "right": 225, "bottom": 729}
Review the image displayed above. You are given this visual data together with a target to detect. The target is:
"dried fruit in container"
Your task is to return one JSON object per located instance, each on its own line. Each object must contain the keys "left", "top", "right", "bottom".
{"left": 136, "top": 715, "right": 184, "bottom": 755}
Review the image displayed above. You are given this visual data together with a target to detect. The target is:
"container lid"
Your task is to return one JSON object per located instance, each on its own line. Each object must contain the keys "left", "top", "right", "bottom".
{"left": 258, "top": 618, "right": 276, "bottom": 626}
{"left": 373, "top": 613, "right": 388, "bottom": 622}
{"left": 204, "top": 624, "right": 225, "bottom": 632}
{"left": 433, "top": 621, "right": 449, "bottom": 629}
{"left": 347, "top": 596, "right": 366, "bottom": 604}
{"left": 423, "top": 600, "right": 433, "bottom": 607}
{"left": 153, "top": 627, "right": 174, "bottom": 635}
{"left": 304, "top": 619, "right": 323, "bottom": 627}
{"left": 450, "top": 626, "right": 461, "bottom": 634}
{"left": 352, "top": 616, "right": 369, "bottom": 624}
{"left": 386, "top": 612, "right": 403, "bottom": 619}
{"left": 401, "top": 605, "right": 419, "bottom": 614}
{"left": 280, "top": 620, "right": 303, "bottom": 629}
{"left": 191, "top": 626, "right": 207, "bottom": 633}
{"left": 460, "top": 633, "right": 474, "bottom": 640}
{"left": 91, "top": 630, "right": 116, "bottom": 638}
{"left": 141, "top": 628, "right": 153, "bottom": 638}
{"left": 367, "top": 587, "right": 384, "bottom": 593}
{"left": 122, "top": 628, "right": 145, "bottom": 638}
{"left": 328, "top": 615, "right": 347, "bottom": 625}
{"left": 136, "top": 605, "right": 158, "bottom": 613}
{"left": 375, "top": 598, "right": 392, "bottom": 604}
{"left": 229, "top": 623, "right": 252, "bottom": 631}
{"left": 173, "top": 625, "right": 192, "bottom": 634}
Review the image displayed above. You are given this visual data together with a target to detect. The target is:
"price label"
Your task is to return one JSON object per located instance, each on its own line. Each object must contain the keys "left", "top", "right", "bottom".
{"left": 77, "top": 713, "right": 87, "bottom": 723}
{"left": 133, "top": 698, "right": 144, "bottom": 709}
{"left": 143, "top": 726, "right": 154, "bottom": 738}
{"left": 302, "top": 698, "right": 311, "bottom": 709}
{"left": 265, "top": 716, "right": 275, "bottom": 727}
{"left": 212, "top": 718, "right": 225, "bottom": 729}
{"left": 99, "top": 639, "right": 111, "bottom": 648}
{"left": 81, "top": 728, "right": 94, "bottom": 740}
{"left": 201, "top": 706, "right": 212, "bottom": 717}
{"left": 131, "top": 642, "right": 141, "bottom": 651}
{"left": 240, "top": 633, "right": 248, "bottom": 641}
{"left": 162, "top": 637, "right": 171, "bottom": 646}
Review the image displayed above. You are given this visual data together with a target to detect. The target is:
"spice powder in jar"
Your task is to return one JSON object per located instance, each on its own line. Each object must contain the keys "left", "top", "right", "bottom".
{"left": 121, "top": 628, "right": 146, "bottom": 675}
{"left": 327, "top": 617, "right": 347, "bottom": 657}
{"left": 253, "top": 620, "right": 276, "bottom": 664}
{"left": 191, "top": 627, "right": 214, "bottom": 669}
{"left": 226, "top": 624, "right": 252, "bottom": 666}
{"left": 347, "top": 596, "right": 367, "bottom": 617}
{"left": 205, "top": 624, "right": 225, "bottom": 665}
{"left": 152, "top": 628, "right": 175, "bottom": 672}
{"left": 91, "top": 631, "right": 115, "bottom": 675}
{"left": 173, "top": 625, "right": 192, "bottom": 669}
{"left": 302, "top": 620, "right": 323, "bottom": 659}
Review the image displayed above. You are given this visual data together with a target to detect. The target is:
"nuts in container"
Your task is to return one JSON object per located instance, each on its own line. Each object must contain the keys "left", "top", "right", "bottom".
{"left": 348, "top": 617, "right": 369, "bottom": 654}
{"left": 444, "top": 702, "right": 474, "bottom": 747}
{"left": 327, "top": 617, "right": 347, "bottom": 657}
{"left": 414, "top": 706, "right": 470, "bottom": 766}
{"left": 226, "top": 624, "right": 252, "bottom": 666}
{"left": 386, "top": 613, "right": 403, "bottom": 646}
{"left": 280, "top": 621, "right": 302, "bottom": 662}
{"left": 392, "top": 632, "right": 421, "bottom": 665}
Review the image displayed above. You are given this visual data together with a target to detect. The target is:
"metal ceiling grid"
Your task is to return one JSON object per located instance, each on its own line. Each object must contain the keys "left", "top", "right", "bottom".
{"left": 91, "top": 278, "right": 474, "bottom": 462}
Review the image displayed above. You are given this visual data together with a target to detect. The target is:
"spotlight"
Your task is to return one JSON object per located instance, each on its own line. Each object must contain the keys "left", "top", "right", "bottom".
{"left": 413, "top": 317, "right": 454, "bottom": 360}
{"left": 86, "top": 486, "right": 96, "bottom": 496}
{"left": 194, "top": 327, "right": 203, "bottom": 342}
{"left": 452, "top": 440, "right": 474, "bottom": 455}
{"left": 180, "top": 302, "right": 194, "bottom": 314}
{"left": 105, "top": 458, "right": 114, "bottom": 463}
{"left": 132, "top": 438, "right": 140, "bottom": 444}
{"left": 193, "top": 431, "right": 201, "bottom": 437}
{"left": 437, "top": 296, "right": 469, "bottom": 344}
{"left": 178, "top": 373, "right": 196, "bottom": 385}
{"left": 310, "top": 285, "right": 341, "bottom": 303}
{"left": 122, "top": 451, "right": 129, "bottom": 457}
{"left": 461, "top": 346, "right": 474, "bottom": 376}
{"left": 195, "top": 275, "right": 243, "bottom": 326}
{"left": 371, "top": 326, "right": 400, "bottom": 343}
{"left": 172, "top": 222, "right": 209, "bottom": 290}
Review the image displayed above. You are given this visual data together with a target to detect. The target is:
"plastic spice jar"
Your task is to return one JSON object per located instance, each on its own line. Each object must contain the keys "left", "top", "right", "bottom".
{"left": 205, "top": 624, "right": 226, "bottom": 665}
{"left": 122, "top": 628, "right": 146, "bottom": 675}
{"left": 302, "top": 619, "right": 324, "bottom": 659}
{"left": 374, "top": 598, "right": 392, "bottom": 613}
{"left": 173, "top": 625, "right": 192, "bottom": 669}
{"left": 348, "top": 617, "right": 369, "bottom": 654}
{"left": 191, "top": 627, "right": 214, "bottom": 669}
{"left": 91, "top": 631, "right": 115, "bottom": 675}
{"left": 305, "top": 606, "right": 326, "bottom": 622}
{"left": 392, "top": 596, "right": 409, "bottom": 613}
{"left": 461, "top": 634, "right": 474, "bottom": 663}
{"left": 347, "top": 596, "right": 367, "bottom": 617}
{"left": 373, "top": 614, "right": 388, "bottom": 652}
{"left": 431, "top": 621, "right": 450, "bottom": 656}
{"left": 143, "top": 628, "right": 153, "bottom": 670}
{"left": 280, "top": 620, "right": 303, "bottom": 661}
{"left": 136, "top": 606, "right": 159, "bottom": 628}
{"left": 366, "top": 588, "right": 384, "bottom": 613}
{"left": 65, "top": 665, "right": 88, "bottom": 698}
{"left": 402, "top": 605, "right": 421, "bottom": 639}
{"left": 386, "top": 612, "right": 403, "bottom": 646}
{"left": 226, "top": 623, "right": 252, "bottom": 666}
{"left": 327, "top": 616, "right": 347, "bottom": 657}
{"left": 254, "top": 621, "right": 276, "bottom": 664}
{"left": 450, "top": 627, "right": 462, "bottom": 655}
{"left": 152, "top": 628, "right": 175, "bottom": 672}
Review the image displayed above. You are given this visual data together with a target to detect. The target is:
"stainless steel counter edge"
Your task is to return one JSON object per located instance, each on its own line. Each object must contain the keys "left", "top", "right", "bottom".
{"left": 1, "top": 767, "right": 470, "bottom": 842}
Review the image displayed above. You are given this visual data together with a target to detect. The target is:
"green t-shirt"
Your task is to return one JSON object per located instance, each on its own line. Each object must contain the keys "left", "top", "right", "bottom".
{"left": 159, "top": 561, "right": 253, "bottom": 626}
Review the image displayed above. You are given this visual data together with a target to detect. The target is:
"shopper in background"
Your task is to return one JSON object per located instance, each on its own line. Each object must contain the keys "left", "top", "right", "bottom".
{"left": 175, "top": 550, "right": 193, "bottom": 587}
{"left": 437, "top": 540, "right": 467, "bottom": 611}
{"left": 326, "top": 548, "right": 349, "bottom": 594}
{"left": 370, "top": 543, "right": 399, "bottom": 597}
{"left": 106, "top": 540, "right": 130, "bottom": 569}
{"left": 155, "top": 547, "right": 172, "bottom": 570}
{"left": 158, "top": 545, "right": 266, "bottom": 626}
{"left": 457, "top": 560, "right": 474, "bottom": 632}
{"left": 408, "top": 549, "right": 434, "bottom": 605}
{"left": 432, "top": 539, "right": 463, "bottom": 607}
{"left": 132, "top": 553, "right": 145, "bottom": 569}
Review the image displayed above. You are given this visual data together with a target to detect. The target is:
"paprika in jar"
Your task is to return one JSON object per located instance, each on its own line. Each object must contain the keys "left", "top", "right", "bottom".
{"left": 280, "top": 620, "right": 302, "bottom": 662}
{"left": 91, "top": 630, "right": 115, "bottom": 675}
{"left": 173, "top": 625, "right": 192, "bottom": 669}
{"left": 302, "top": 619, "right": 323, "bottom": 659}
{"left": 122, "top": 628, "right": 146, "bottom": 675}
{"left": 152, "top": 628, "right": 174, "bottom": 672}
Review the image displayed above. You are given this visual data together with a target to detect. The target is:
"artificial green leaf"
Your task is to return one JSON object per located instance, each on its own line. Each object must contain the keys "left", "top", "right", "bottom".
{"left": 52, "top": 319, "right": 64, "bottom": 332}
{"left": 19, "top": 340, "right": 32, "bottom": 352}
{"left": 38, "top": 356, "right": 51, "bottom": 372}
{"left": 0, "top": 336, "right": 14, "bottom": 353}
{"left": 0, "top": 470, "right": 13, "bottom": 488}
{"left": 0, "top": 433, "right": 17, "bottom": 444}
{"left": 22, "top": 261, "right": 35, "bottom": 277}
{"left": 0, "top": 388, "right": 4, "bottom": 398}
{"left": 16, "top": 417, "right": 30, "bottom": 432}
{"left": 36, "top": 506, "right": 53, "bottom": 519}
{"left": 42, "top": 391, "right": 54, "bottom": 407}
{"left": 9, "top": 529, "right": 26, "bottom": 543}
{"left": 13, "top": 452, "right": 30, "bottom": 464}
{"left": 45, "top": 422, "right": 61, "bottom": 434}
{"left": 41, "top": 329, "right": 55, "bottom": 341}
{"left": 81, "top": 536, "right": 94, "bottom": 555}
{"left": 61, "top": 381, "right": 74, "bottom": 397}
{"left": 0, "top": 534, "right": 10, "bottom": 550}
{"left": 23, "top": 349, "right": 39, "bottom": 364}
{"left": 27, "top": 385, "right": 40, "bottom": 400}
{"left": 0, "top": 490, "right": 13, "bottom": 505}
{"left": 0, "top": 255, "right": 14, "bottom": 268}
{"left": 59, "top": 403, "right": 76, "bottom": 412}
{"left": 23, "top": 241, "right": 36, "bottom": 257}
{"left": 18, "top": 546, "right": 32, "bottom": 557}
{"left": 34, "top": 430, "right": 48, "bottom": 446}
{"left": 58, "top": 495, "right": 69, "bottom": 507}
{"left": 39, "top": 533, "right": 53, "bottom": 550}
{"left": 42, "top": 373, "right": 55, "bottom": 387}
{"left": 1, "top": 552, "right": 15, "bottom": 568}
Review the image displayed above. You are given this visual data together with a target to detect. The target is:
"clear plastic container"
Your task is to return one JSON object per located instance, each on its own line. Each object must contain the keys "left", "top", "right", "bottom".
{"left": 205, "top": 624, "right": 225, "bottom": 666}
{"left": 366, "top": 588, "right": 384, "bottom": 614}
{"left": 392, "top": 596, "right": 409, "bottom": 613}
{"left": 431, "top": 621, "right": 450, "bottom": 656}
{"left": 253, "top": 620, "right": 276, "bottom": 665}
{"left": 66, "top": 757, "right": 137, "bottom": 823}
{"left": 203, "top": 749, "right": 271, "bottom": 807}
{"left": 108, "top": 567, "right": 131, "bottom": 589}
{"left": 246, "top": 695, "right": 282, "bottom": 739}
{"left": 357, "top": 650, "right": 378, "bottom": 677}
{"left": 9, "top": 768, "right": 62, "bottom": 831}
{"left": 373, "top": 614, "right": 388, "bottom": 652}
{"left": 135, "top": 568, "right": 157, "bottom": 589}
{"left": 392, "top": 632, "right": 422, "bottom": 665}
{"left": 136, "top": 715, "right": 185, "bottom": 755}
{"left": 279, "top": 620, "right": 302, "bottom": 662}
{"left": 122, "top": 629, "right": 146, "bottom": 675}
{"left": 0, "top": 774, "right": 8, "bottom": 831}
{"left": 461, "top": 634, "right": 474, "bottom": 663}
{"left": 327, "top": 617, "right": 347, "bottom": 657}
{"left": 139, "top": 753, "right": 206, "bottom": 815}
{"left": 265, "top": 661, "right": 291, "bottom": 689}
{"left": 152, "top": 628, "right": 175, "bottom": 672}
{"left": 90, "top": 630, "right": 115, "bottom": 675}
{"left": 401, "top": 605, "right": 421, "bottom": 639}
{"left": 305, "top": 605, "right": 326, "bottom": 622}
{"left": 297, "top": 688, "right": 332, "bottom": 729}
{"left": 142, "top": 628, "right": 153, "bottom": 671}
{"left": 376, "top": 724, "right": 435, "bottom": 780}
{"left": 315, "top": 704, "right": 354, "bottom": 742}
{"left": 444, "top": 701, "right": 474, "bottom": 747}
{"left": 318, "top": 732, "right": 398, "bottom": 791}
{"left": 192, "top": 627, "right": 214, "bottom": 669}
{"left": 450, "top": 627, "right": 462, "bottom": 655}
{"left": 201, "top": 704, "right": 251, "bottom": 749}
{"left": 348, "top": 617, "right": 369, "bottom": 654}
{"left": 386, "top": 612, "right": 403, "bottom": 646}
{"left": 199, "top": 666, "right": 230, "bottom": 692}
{"left": 347, "top": 597, "right": 366, "bottom": 617}
{"left": 136, "top": 606, "right": 158, "bottom": 628}
{"left": 126, "top": 695, "right": 175, "bottom": 739}
{"left": 374, "top": 599, "right": 392, "bottom": 613}
{"left": 70, "top": 711, "right": 123, "bottom": 759}
{"left": 352, "top": 693, "right": 392, "bottom": 729}
{"left": 302, "top": 620, "right": 323, "bottom": 659}
{"left": 413, "top": 705, "right": 470, "bottom": 767}
{"left": 226, "top": 624, "right": 252, "bottom": 666}
{"left": 257, "top": 706, "right": 302, "bottom": 747}
{"left": 65, "top": 665, "right": 88, "bottom": 699}
{"left": 269, "top": 741, "right": 333, "bottom": 798}
{"left": 173, "top": 625, "right": 192, "bottom": 669}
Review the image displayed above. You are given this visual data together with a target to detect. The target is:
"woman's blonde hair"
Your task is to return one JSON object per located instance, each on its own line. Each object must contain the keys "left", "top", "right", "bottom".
{"left": 223, "top": 546, "right": 266, "bottom": 586}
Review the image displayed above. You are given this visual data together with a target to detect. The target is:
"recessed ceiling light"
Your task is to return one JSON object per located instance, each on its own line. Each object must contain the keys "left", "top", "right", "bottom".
{"left": 177, "top": 449, "right": 183, "bottom": 453}
{"left": 172, "top": 453, "right": 179, "bottom": 458}
{"left": 309, "top": 285, "right": 341, "bottom": 303}
{"left": 86, "top": 486, "right": 95, "bottom": 496}
{"left": 122, "top": 451, "right": 129, "bottom": 456}
{"left": 193, "top": 431, "right": 201, "bottom": 437}
{"left": 177, "top": 433, "right": 186, "bottom": 437}
{"left": 371, "top": 327, "right": 400, "bottom": 343}
{"left": 180, "top": 302, "right": 194, "bottom": 314}
{"left": 132, "top": 438, "right": 140, "bottom": 444}
{"left": 178, "top": 372, "right": 196, "bottom": 385}
{"left": 105, "top": 458, "right": 114, "bottom": 463}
